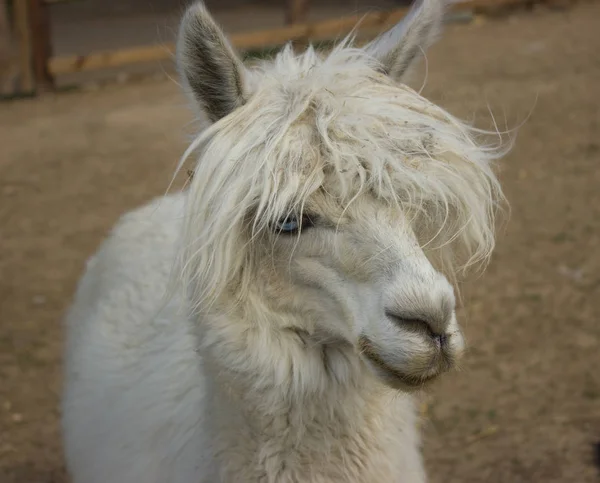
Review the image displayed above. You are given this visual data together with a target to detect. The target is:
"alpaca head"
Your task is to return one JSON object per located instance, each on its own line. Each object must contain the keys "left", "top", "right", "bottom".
{"left": 176, "top": 0, "right": 506, "bottom": 391}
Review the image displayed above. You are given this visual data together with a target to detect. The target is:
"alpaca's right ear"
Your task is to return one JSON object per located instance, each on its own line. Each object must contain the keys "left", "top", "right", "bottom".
{"left": 177, "top": 2, "right": 247, "bottom": 123}
{"left": 365, "top": 0, "right": 445, "bottom": 82}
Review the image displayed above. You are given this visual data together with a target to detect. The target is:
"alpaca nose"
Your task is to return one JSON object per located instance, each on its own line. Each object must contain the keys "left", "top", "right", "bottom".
{"left": 385, "top": 311, "right": 449, "bottom": 347}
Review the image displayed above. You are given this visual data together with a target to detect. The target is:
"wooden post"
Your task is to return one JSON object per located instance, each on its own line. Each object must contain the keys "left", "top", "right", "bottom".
{"left": 28, "top": 0, "right": 53, "bottom": 90}
{"left": 0, "top": 1, "right": 10, "bottom": 60}
{"left": 0, "top": 0, "right": 17, "bottom": 95}
{"left": 285, "top": 0, "right": 310, "bottom": 25}
{"left": 285, "top": 0, "right": 310, "bottom": 52}
{"left": 13, "top": 0, "right": 34, "bottom": 94}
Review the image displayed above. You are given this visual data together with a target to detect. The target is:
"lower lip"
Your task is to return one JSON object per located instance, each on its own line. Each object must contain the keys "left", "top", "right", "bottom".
{"left": 376, "top": 360, "right": 440, "bottom": 388}
{"left": 360, "top": 338, "right": 443, "bottom": 386}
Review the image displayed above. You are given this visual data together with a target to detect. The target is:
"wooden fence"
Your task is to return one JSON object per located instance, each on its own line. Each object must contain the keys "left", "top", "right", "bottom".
{"left": 0, "top": 0, "right": 577, "bottom": 98}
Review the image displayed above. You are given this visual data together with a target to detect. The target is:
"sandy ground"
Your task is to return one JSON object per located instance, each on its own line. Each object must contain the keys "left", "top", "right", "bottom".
{"left": 1, "top": 2, "right": 599, "bottom": 482}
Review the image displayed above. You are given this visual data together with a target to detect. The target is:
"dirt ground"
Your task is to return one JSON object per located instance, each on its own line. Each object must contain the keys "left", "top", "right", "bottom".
{"left": 1, "top": 3, "right": 600, "bottom": 482}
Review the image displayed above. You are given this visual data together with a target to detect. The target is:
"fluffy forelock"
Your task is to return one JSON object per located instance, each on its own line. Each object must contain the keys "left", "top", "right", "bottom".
{"left": 177, "top": 41, "right": 508, "bottom": 310}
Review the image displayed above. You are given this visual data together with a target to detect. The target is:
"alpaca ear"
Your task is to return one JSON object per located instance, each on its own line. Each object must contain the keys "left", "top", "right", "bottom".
{"left": 177, "top": 2, "right": 247, "bottom": 123}
{"left": 365, "top": 0, "right": 445, "bottom": 82}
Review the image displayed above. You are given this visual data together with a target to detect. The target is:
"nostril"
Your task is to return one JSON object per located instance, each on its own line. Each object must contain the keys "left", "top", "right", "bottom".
{"left": 434, "top": 333, "right": 448, "bottom": 348}
{"left": 385, "top": 311, "right": 446, "bottom": 345}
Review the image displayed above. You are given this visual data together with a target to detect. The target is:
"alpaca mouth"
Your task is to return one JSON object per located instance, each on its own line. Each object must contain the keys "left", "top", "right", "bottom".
{"left": 358, "top": 336, "right": 451, "bottom": 390}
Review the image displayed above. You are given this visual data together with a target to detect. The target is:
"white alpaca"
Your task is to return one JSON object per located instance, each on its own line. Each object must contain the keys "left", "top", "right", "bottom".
{"left": 61, "top": 1, "right": 507, "bottom": 482}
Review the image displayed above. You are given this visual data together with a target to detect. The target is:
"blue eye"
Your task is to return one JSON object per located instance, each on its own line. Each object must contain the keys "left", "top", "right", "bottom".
{"left": 273, "top": 214, "right": 314, "bottom": 234}
{"left": 277, "top": 217, "right": 299, "bottom": 232}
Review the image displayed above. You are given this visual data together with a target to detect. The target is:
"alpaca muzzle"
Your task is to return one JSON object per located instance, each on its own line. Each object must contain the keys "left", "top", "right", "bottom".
{"left": 358, "top": 313, "right": 463, "bottom": 391}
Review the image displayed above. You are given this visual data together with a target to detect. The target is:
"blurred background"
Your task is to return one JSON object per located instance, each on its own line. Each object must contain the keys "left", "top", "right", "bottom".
{"left": 1, "top": 0, "right": 599, "bottom": 481}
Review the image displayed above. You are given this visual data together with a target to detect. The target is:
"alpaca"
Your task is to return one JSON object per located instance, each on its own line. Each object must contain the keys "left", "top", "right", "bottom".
{"left": 61, "top": 1, "right": 507, "bottom": 482}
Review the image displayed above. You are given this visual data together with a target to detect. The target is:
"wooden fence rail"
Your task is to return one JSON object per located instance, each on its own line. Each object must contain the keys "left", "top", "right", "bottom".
{"left": 1, "top": 0, "right": 578, "bottom": 96}
{"left": 48, "top": 0, "right": 546, "bottom": 77}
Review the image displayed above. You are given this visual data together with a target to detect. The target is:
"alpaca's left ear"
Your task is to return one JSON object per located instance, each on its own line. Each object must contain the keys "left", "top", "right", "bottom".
{"left": 177, "top": 2, "right": 247, "bottom": 123}
{"left": 365, "top": 0, "right": 445, "bottom": 82}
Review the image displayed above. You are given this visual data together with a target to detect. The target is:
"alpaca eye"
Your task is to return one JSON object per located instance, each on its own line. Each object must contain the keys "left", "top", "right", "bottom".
{"left": 277, "top": 217, "right": 299, "bottom": 232}
{"left": 274, "top": 214, "right": 314, "bottom": 234}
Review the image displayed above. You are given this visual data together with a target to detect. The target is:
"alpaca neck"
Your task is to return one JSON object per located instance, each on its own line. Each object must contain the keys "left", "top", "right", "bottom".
{"left": 198, "top": 307, "right": 422, "bottom": 481}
